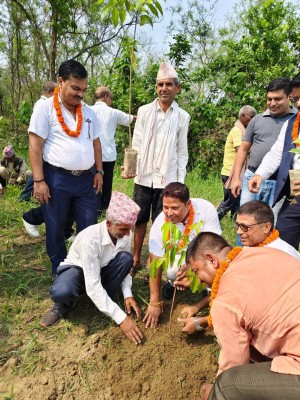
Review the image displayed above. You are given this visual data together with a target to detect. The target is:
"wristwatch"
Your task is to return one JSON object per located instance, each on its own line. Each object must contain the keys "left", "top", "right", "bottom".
{"left": 194, "top": 317, "right": 204, "bottom": 332}
{"left": 95, "top": 169, "right": 104, "bottom": 175}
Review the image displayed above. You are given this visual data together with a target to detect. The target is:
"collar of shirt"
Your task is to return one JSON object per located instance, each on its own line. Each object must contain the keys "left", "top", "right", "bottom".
{"left": 94, "top": 101, "right": 108, "bottom": 108}
{"left": 156, "top": 98, "right": 174, "bottom": 114}
{"left": 263, "top": 106, "right": 298, "bottom": 117}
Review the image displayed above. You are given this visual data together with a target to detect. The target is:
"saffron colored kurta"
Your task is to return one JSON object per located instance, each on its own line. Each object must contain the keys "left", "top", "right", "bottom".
{"left": 211, "top": 247, "right": 300, "bottom": 376}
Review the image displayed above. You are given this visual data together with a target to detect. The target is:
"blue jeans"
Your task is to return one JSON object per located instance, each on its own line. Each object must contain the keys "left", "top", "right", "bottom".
{"left": 42, "top": 164, "right": 97, "bottom": 275}
{"left": 50, "top": 251, "right": 133, "bottom": 317}
{"left": 240, "top": 169, "right": 276, "bottom": 207}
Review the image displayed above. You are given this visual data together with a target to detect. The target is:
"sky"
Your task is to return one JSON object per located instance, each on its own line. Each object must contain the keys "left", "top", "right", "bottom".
{"left": 141, "top": 0, "right": 238, "bottom": 54}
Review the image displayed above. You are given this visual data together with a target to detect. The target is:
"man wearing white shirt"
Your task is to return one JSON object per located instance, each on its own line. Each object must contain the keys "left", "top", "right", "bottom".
{"left": 248, "top": 75, "right": 300, "bottom": 249}
{"left": 41, "top": 192, "right": 143, "bottom": 345}
{"left": 29, "top": 59, "right": 103, "bottom": 276}
{"left": 143, "top": 182, "right": 221, "bottom": 328}
{"left": 130, "top": 62, "right": 190, "bottom": 270}
{"left": 91, "top": 86, "right": 136, "bottom": 212}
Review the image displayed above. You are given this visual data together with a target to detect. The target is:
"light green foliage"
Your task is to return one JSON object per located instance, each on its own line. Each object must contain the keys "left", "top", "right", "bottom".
{"left": 149, "top": 220, "right": 205, "bottom": 294}
{"left": 99, "top": 0, "right": 163, "bottom": 27}
{"left": 290, "top": 138, "right": 300, "bottom": 154}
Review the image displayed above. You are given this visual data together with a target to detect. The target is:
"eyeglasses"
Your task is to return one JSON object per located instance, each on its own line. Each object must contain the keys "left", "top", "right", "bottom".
{"left": 291, "top": 97, "right": 300, "bottom": 104}
{"left": 234, "top": 221, "right": 264, "bottom": 232}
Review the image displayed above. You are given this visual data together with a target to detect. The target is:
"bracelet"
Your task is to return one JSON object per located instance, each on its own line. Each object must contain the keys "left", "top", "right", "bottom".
{"left": 149, "top": 301, "right": 164, "bottom": 307}
{"left": 34, "top": 179, "right": 45, "bottom": 183}
{"left": 194, "top": 317, "right": 204, "bottom": 332}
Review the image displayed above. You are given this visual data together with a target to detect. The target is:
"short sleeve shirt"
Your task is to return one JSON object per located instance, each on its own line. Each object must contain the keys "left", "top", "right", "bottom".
{"left": 149, "top": 198, "right": 222, "bottom": 257}
{"left": 28, "top": 95, "right": 101, "bottom": 170}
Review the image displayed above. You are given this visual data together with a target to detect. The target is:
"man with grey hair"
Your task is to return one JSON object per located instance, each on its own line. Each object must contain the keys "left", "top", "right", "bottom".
{"left": 91, "top": 86, "right": 136, "bottom": 212}
{"left": 217, "top": 105, "right": 256, "bottom": 219}
{"left": 41, "top": 191, "right": 143, "bottom": 345}
{"left": 127, "top": 62, "right": 190, "bottom": 271}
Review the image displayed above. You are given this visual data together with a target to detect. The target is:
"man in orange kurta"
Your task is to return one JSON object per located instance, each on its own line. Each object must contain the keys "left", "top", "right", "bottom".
{"left": 186, "top": 232, "right": 300, "bottom": 400}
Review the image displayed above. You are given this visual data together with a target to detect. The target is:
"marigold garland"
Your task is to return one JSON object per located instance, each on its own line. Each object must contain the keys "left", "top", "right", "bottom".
{"left": 291, "top": 112, "right": 300, "bottom": 147}
{"left": 207, "top": 247, "right": 243, "bottom": 327}
{"left": 53, "top": 86, "right": 83, "bottom": 138}
{"left": 208, "top": 229, "right": 280, "bottom": 327}
{"left": 166, "top": 203, "right": 195, "bottom": 251}
{"left": 257, "top": 228, "right": 279, "bottom": 247}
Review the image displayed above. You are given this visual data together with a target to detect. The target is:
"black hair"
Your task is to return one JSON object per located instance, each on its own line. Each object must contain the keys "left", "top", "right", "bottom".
{"left": 237, "top": 200, "right": 274, "bottom": 230}
{"left": 162, "top": 182, "right": 189, "bottom": 203}
{"left": 266, "top": 77, "right": 291, "bottom": 95}
{"left": 58, "top": 59, "right": 88, "bottom": 81}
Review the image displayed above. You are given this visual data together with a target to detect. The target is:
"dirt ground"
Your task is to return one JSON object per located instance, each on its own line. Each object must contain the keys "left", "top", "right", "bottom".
{"left": 0, "top": 289, "right": 218, "bottom": 400}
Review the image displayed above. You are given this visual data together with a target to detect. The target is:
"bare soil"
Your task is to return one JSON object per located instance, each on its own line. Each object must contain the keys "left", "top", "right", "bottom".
{"left": 0, "top": 230, "right": 218, "bottom": 400}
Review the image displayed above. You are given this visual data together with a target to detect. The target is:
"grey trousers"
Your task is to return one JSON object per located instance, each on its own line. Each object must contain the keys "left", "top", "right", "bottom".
{"left": 208, "top": 362, "right": 300, "bottom": 400}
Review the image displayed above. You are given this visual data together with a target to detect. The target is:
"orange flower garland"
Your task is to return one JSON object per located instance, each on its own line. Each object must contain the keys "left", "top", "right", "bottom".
{"left": 257, "top": 228, "right": 279, "bottom": 247}
{"left": 166, "top": 203, "right": 195, "bottom": 251}
{"left": 291, "top": 112, "right": 300, "bottom": 147}
{"left": 208, "top": 229, "right": 280, "bottom": 327}
{"left": 53, "top": 86, "right": 83, "bottom": 138}
{"left": 208, "top": 247, "right": 243, "bottom": 327}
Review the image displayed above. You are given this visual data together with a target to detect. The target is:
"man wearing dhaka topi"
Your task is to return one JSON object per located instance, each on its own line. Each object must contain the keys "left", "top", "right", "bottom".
{"left": 130, "top": 62, "right": 190, "bottom": 272}
{"left": 186, "top": 232, "right": 300, "bottom": 400}
{"left": 28, "top": 59, "right": 103, "bottom": 277}
{"left": 41, "top": 192, "right": 143, "bottom": 345}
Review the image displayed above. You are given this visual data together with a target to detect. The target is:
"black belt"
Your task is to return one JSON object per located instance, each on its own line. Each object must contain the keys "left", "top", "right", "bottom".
{"left": 44, "top": 162, "right": 90, "bottom": 176}
{"left": 248, "top": 166, "right": 256, "bottom": 173}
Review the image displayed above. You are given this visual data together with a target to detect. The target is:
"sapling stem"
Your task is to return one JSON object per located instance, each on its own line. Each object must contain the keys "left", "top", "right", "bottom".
{"left": 169, "top": 286, "right": 177, "bottom": 333}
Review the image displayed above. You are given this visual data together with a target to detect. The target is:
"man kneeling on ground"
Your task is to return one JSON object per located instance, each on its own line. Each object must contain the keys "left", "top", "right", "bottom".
{"left": 143, "top": 182, "right": 221, "bottom": 328}
{"left": 186, "top": 232, "right": 300, "bottom": 400}
{"left": 41, "top": 191, "right": 143, "bottom": 345}
{"left": 176, "top": 200, "right": 300, "bottom": 335}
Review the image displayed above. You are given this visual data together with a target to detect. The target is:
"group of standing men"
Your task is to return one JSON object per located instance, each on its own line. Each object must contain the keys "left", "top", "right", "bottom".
{"left": 13, "top": 58, "right": 300, "bottom": 400}
{"left": 218, "top": 76, "right": 300, "bottom": 250}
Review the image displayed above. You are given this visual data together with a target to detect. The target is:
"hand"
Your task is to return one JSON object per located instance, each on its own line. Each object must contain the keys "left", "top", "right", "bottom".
{"left": 124, "top": 297, "right": 141, "bottom": 319}
{"left": 120, "top": 316, "right": 143, "bottom": 345}
{"left": 143, "top": 304, "right": 162, "bottom": 328}
{"left": 291, "top": 179, "right": 300, "bottom": 196}
{"left": 93, "top": 173, "right": 103, "bottom": 194}
{"left": 174, "top": 264, "right": 190, "bottom": 290}
{"left": 34, "top": 181, "right": 51, "bottom": 204}
{"left": 230, "top": 178, "right": 241, "bottom": 198}
{"left": 248, "top": 174, "right": 262, "bottom": 193}
{"left": 201, "top": 383, "right": 213, "bottom": 400}
{"left": 177, "top": 316, "right": 208, "bottom": 334}
{"left": 180, "top": 304, "right": 200, "bottom": 318}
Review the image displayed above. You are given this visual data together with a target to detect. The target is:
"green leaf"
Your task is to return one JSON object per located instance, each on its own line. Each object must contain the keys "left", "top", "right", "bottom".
{"left": 140, "top": 14, "right": 152, "bottom": 26}
{"left": 171, "top": 224, "right": 181, "bottom": 241}
{"left": 290, "top": 148, "right": 300, "bottom": 154}
{"left": 169, "top": 246, "right": 177, "bottom": 267}
{"left": 162, "top": 221, "right": 171, "bottom": 243}
{"left": 154, "top": 0, "right": 163, "bottom": 15}
{"left": 177, "top": 251, "right": 186, "bottom": 267}
{"left": 112, "top": 8, "right": 119, "bottom": 27}
{"left": 119, "top": 9, "right": 126, "bottom": 24}
{"left": 149, "top": 258, "right": 165, "bottom": 279}
{"left": 146, "top": 3, "right": 159, "bottom": 17}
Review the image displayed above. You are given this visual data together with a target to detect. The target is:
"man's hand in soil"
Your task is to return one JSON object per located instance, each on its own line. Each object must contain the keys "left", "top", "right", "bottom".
{"left": 173, "top": 264, "right": 191, "bottom": 291}
{"left": 180, "top": 304, "right": 200, "bottom": 318}
{"left": 124, "top": 297, "right": 141, "bottom": 319}
{"left": 143, "top": 304, "right": 162, "bottom": 328}
{"left": 120, "top": 316, "right": 143, "bottom": 345}
{"left": 177, "top": 316, "right": 208, "bottom": 334}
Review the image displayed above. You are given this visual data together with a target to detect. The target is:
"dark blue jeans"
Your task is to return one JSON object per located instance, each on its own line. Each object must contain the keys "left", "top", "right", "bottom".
{"left": 19, "top": 175, "right": 34, "bottom": 201}
{"left": 42, "top": 164, "right": 97, "bottom": 275}
{"left": 50, "top": 251, "right": 133, "bottom": 317}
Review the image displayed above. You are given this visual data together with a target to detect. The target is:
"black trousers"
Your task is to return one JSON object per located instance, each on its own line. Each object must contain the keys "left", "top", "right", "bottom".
{"left": 276, "top": 196, "right": 300, "bottom": 250}
{"left": 96, "top": 161, "right": 115, "bottom": 212}
{"left": 217, "top": 175, "right": 240, "bottom": 220}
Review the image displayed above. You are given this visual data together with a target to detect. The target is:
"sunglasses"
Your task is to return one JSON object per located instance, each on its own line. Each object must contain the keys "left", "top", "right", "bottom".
{"left": 234, "top": 221, "right": 264, "bottom": 233}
